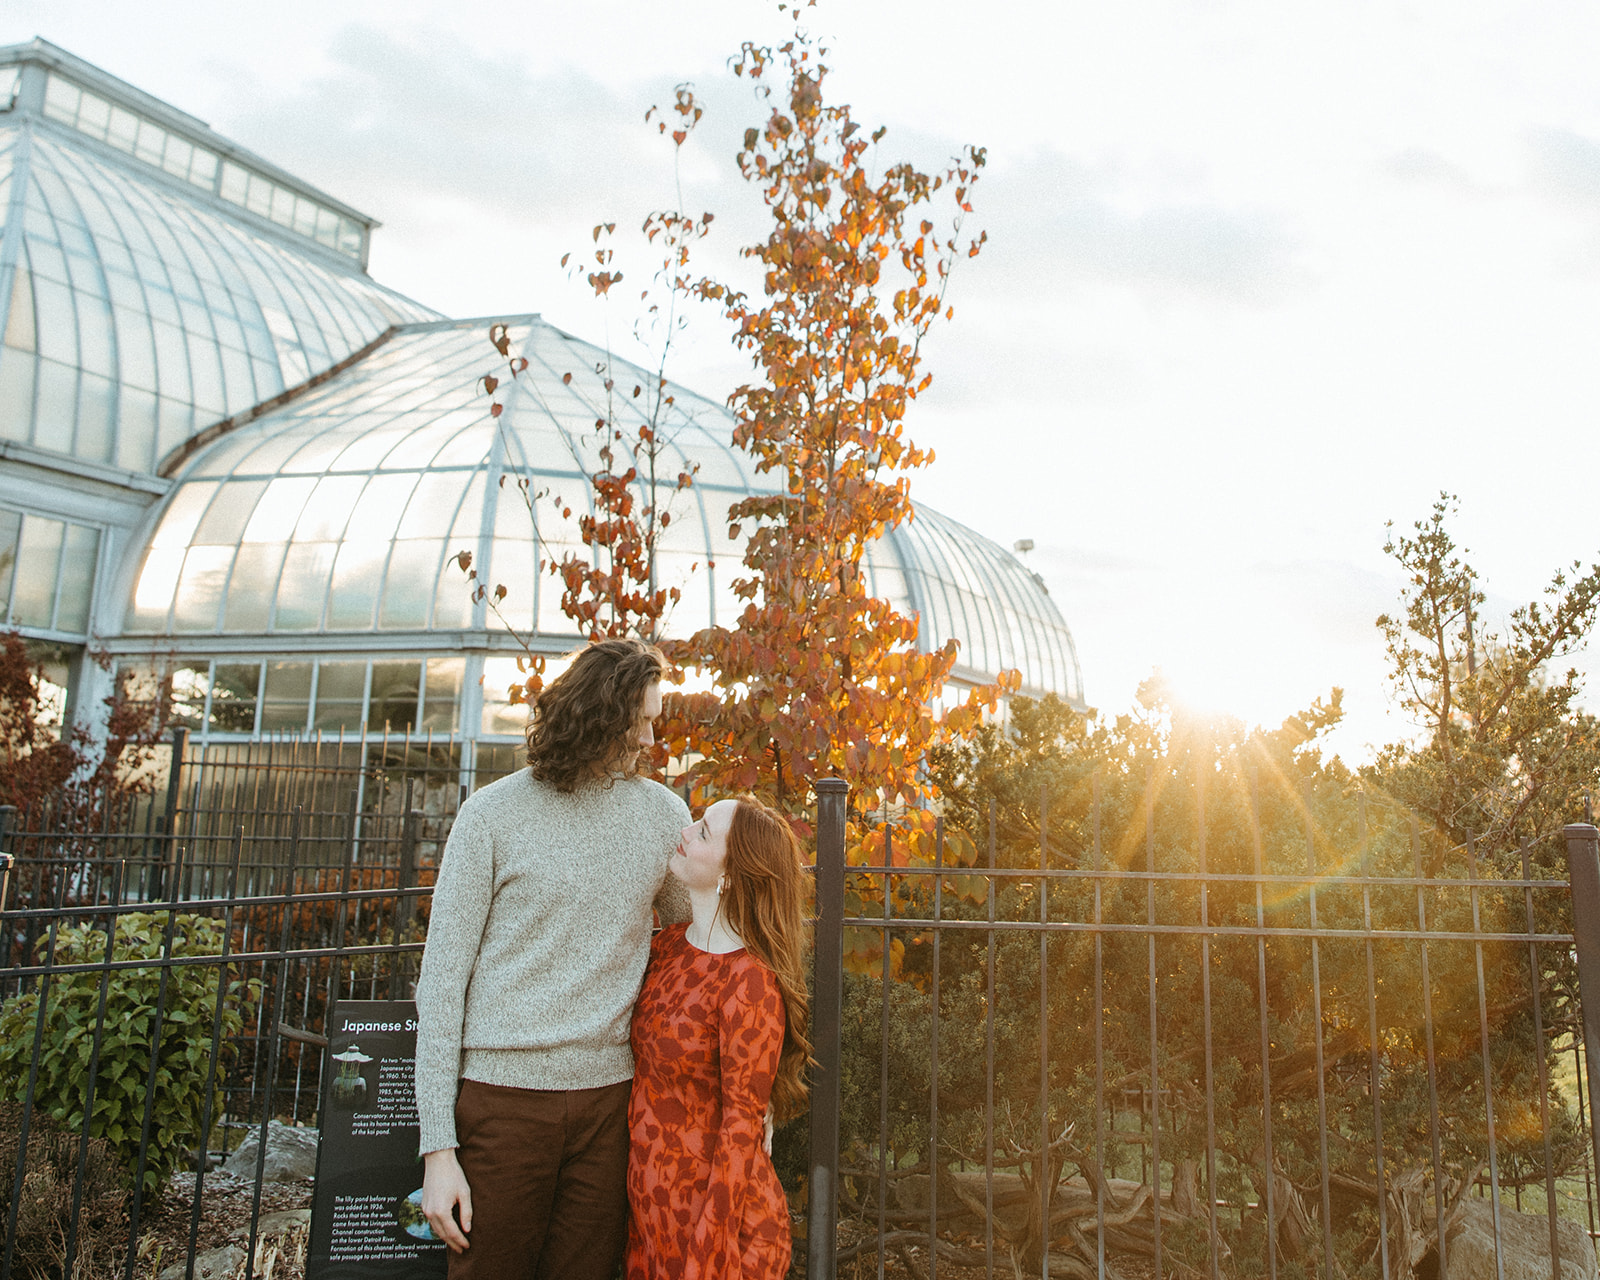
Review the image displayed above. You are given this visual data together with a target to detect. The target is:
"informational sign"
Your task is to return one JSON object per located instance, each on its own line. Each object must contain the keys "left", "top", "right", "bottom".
{"left": 307, "top": 1001, "right": 448, "bottom": 1280}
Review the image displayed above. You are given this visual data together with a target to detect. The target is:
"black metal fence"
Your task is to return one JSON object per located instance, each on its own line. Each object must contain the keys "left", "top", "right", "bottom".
{"left": 0, "top": 731, "right": 518, "bottom": 1280}
{"left": 4, "top": 740, "right": 1600, "bottom": 1280}
{"left": 3, "top": 732, "right": 533, "bottom": 1085}
{"left": 803, "top": 779, "right": 1600, "bottom": 1280}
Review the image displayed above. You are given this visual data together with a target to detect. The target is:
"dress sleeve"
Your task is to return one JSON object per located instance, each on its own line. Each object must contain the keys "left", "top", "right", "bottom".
{"left": 413, "top": 801, "right": 494, "bottom": 1155}
{"left": 687, "top": 961, "right": 785, "bottom": 1278}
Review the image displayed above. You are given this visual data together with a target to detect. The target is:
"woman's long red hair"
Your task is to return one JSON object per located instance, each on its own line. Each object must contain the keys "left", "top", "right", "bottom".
{"left": 721, "top": 797, "right": 812, "bottom": 1123}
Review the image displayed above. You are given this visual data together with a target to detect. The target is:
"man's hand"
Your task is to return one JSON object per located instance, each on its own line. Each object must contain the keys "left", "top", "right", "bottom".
{"left": 421, "top": 1148, "right": 473, "bottom": 1253}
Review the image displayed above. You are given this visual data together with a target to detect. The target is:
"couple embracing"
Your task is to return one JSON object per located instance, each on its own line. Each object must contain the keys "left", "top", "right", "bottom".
{"left": 414, "top": 638, "right": 809, "bottom": 1279}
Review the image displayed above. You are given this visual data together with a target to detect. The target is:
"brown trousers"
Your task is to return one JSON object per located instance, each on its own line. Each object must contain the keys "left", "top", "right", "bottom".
{"left": 449, "top": 1078, "right": 631, "bottom": 1280}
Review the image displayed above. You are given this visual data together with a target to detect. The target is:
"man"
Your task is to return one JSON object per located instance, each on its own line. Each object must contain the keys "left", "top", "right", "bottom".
{"left": 415, "top": 637, "right": 690, "bottom": 1279}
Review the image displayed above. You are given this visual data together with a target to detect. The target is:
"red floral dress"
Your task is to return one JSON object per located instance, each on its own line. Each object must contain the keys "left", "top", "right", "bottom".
{"left": 626, "top": 924, "right": 791, "bottom": 1279}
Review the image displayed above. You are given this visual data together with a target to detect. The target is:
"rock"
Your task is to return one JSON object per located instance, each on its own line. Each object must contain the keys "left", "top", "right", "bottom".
{"left": 232, "top": 1209, "right": 312, "bottom": 1241}
{"left": 1439, "top": 1196, "right": 1597, "bottom": 1280}
{"left": 158, "top": 1243, "right": 244, "bottom": 1280}
{"left": 157, "top": 1212, "right": 311, "bottom": 1280}
{"left": 220, "top": 1122, "right": 320, "bottom": 1183}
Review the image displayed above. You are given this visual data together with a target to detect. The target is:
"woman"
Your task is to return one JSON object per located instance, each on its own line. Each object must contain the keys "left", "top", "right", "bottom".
{"left": 626, "top": 795, "right": 811, "bottom": 1279}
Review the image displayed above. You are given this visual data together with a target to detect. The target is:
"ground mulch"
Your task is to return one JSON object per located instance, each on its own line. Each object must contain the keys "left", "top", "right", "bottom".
{"left": 811, "top": 1218, "right": 1158, "bottom": 1279}
{"left": 139, "top": 1182, "right": 1159, "bottom": 1280}
{"left": 132, "top": 1172, "right": 312, "bottom": 1280}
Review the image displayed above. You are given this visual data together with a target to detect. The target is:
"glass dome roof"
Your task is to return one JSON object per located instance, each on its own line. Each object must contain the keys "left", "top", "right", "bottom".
{"left": 0, "top": 101, "right": 436, "bottom": 475}
{"left": 116, "top": 316, "right": 1083, "bottom": 703}
{"left": 894, "top": 506, "right": 1080, "bottom": 701}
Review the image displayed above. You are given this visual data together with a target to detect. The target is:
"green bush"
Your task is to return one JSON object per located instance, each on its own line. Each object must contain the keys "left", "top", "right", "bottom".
{"left": 0, "top": 912, "right": 259, "bottom": 1201}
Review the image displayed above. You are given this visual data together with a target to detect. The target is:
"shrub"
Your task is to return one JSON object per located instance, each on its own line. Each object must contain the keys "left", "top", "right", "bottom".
{"left": 0, "top": 912, "right": 259, "bottom": 1202}
{"left": 0, "top": 1099, "right": 127, "bottom": 1280}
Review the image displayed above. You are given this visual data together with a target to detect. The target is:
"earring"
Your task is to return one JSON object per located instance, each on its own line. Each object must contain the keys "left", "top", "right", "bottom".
{"left": 717, "top": 878, "right": 726, "bottom": 896}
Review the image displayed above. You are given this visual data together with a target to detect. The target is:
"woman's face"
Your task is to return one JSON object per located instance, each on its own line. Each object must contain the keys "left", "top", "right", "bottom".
{"left": 670, "top": 798, "right": 738, "bottom": 891}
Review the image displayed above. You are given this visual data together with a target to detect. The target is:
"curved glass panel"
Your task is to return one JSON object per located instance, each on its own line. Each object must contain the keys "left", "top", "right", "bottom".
{"left": 0, "top": 506, "right": 102, "bottom": 637}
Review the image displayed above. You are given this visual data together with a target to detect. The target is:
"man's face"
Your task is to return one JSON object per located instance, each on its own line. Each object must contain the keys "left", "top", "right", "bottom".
{"left": 626, "top": 681, "right": 663, "bottom": 768}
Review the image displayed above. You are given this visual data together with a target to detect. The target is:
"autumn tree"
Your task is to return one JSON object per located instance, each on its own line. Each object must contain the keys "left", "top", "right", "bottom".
{"left": 461, "top": 88, "right": 711, "bottom": 704}
{"left": 0, "top": 631, "right": 80, "bottom": 815}
{"left": 0, "top": 631, "right": 170, "bottom": 828}
{"left": 663, "top": 11, "right": 1012, "bottom": 851}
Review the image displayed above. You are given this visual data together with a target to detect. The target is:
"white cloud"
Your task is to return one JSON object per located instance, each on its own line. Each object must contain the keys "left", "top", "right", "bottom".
{"left": 1525, "top": 126, "right": 1600, "bottom": 209}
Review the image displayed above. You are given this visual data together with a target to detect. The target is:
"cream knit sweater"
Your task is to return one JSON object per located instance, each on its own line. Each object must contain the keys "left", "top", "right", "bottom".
{"left": 413, "top": 767, "right": 690, "bottom": 1154}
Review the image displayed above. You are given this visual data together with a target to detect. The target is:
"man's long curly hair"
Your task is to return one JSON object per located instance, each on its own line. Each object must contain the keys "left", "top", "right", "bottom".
{"left": 525, "top": 638, "right": 667, "bottom": 793}
{"left": 721, "top": 797, "right": 812, "bottom": 1123}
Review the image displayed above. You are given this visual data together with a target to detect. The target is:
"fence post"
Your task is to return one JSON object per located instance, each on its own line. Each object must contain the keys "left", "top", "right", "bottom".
{"left": 151, "top": 727, "right": 189, "bottom": 901}
{"left": 1563, "top": 822, "right": 1600, "bottom": 1187}
{"left": 808, "top": 778, "right": 848, "bottom": 1280}
{"left": 397, "top": 807, "right": 420, "bottom": 931}
{"left": 0, "top": 804, "right": 14, "bottom": 917}
{"left": 390, "top": 806, "right": 422, "bottom": 1000}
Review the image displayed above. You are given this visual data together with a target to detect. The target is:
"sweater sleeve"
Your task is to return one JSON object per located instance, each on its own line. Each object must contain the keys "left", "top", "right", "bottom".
{"left": 413, "top": 800, "right": 494, "bottom": 1154}
{"left": 653, "top": 873, "right": 691, "bottom": 926}
{"left": 652, "top": 791, "right": 692, "bottom": 925}
{"left": 687, "top": 962, "right": 784, "bottom": 1278}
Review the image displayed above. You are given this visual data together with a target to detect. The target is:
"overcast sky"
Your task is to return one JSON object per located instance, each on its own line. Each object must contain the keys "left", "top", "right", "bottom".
{"left": 12, "top": 1, "right": 1600, "bottom": 763}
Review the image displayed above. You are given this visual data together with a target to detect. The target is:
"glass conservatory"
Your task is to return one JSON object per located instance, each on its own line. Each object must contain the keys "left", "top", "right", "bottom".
{"left": 0, "top": 37, "right": 434, "bottom": 713}
{"left": 0, "top": 38, "right": 1084, "bottom": 753}
{"left": 112, "top": 316, "right": 1083, "bottom": 743}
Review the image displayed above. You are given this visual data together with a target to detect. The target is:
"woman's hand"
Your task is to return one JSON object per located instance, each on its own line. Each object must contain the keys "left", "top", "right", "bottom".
{"left": 421, "top": 1148, "right": 473, "bottom": 1253}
